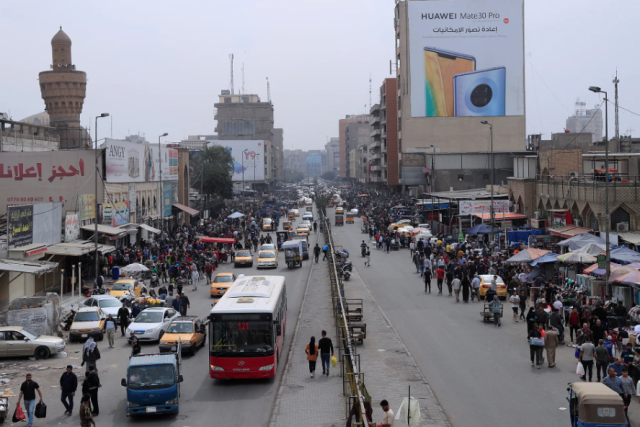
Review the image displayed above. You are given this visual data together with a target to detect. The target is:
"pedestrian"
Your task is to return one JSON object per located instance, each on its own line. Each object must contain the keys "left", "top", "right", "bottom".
{"left": 18, "top": 373, "right": 43, "bottom": 427}
{"left": 81, "top": 338, "right": 101, "bottom": 373}
{"left": 568, "top": 307, "right": 581, "bottom": 344}
{"left": 424, "top": 269, "right": 431, "bottom": 293}
{"left": 165, "top": 293, "right": 175, "bottom": 309}
{"left": 79, "top": 394, "right": 96, "bottom": 427}
{"left": 436, "top": 267, "right": 445, "bottom": 294}
{"left": 129, "top": 331, "right": 141, "bottom": 356}
{"left": 81, "top": 373, "right": 91, "bottom": 412}
{"left": 371, "top": 399, "right": 395, "bottom": 427}
{"left": 509, "top": 291, "right": 520, "bottom": 322}
{"left": 87, "top": 365, "right": 101, "bottom": 416}
{"left": 322, "top": 244, "right": 328, "bottom": 260}
{"left": 619, "top": 368, "right": 636, "bottom": 416}
{"left": 445, "top": 270, "right": 454, "bottom": 296}
{"left": 461, "top": 274, "right": 470, "bottom": 302}
{"left": 172, "top": 294, "right": 181, "bottom": 312}
{"left": 364, "top": 247, "right": 371, "bottom": 267}
{"left": 313, "top": 244, "right": 321, "bottom": 263}
{"left": 305, "top": 336, "right": 319, "bottom": 378}
{"left": 95, "top": 274, "right": 104, "bottom": 290}
{"left": 452, "top": 276, "right": 461, "bottom": 302}
{"left": 545, "top": 328, "right": 558, "bottom": 367}
{"left": 117, "top": 303, "right": 129, "bottom": 336}
{"left": 191, "top": 264, "right": 200, "bottom": 291}
{"left": 579, "top": 336, "right": 596, "bottom": 382}
{"left": 59, "top": 365, "right": 77, "bottom": 416}
{"left": 318, "top": 330, "right": 334, "bottom": 377}
{"left": 105, "top": 314, "right": 116, "bottom": 348}
{"left": 180, "top": 292, "right": 190, "bottom": 316}
{"left": 595, "top": 339, "right": 610, "bottom": 381}
{"left": 490, "top": 295, "right": 502, "bottom": 327}
{"left": 528, "top": 323, "right": 543, "bottom": 368}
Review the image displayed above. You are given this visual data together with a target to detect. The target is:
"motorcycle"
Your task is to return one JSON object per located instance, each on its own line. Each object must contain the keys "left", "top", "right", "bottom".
{"left": 0, "top": 394, "right": 10, "bottom": 424}
{"left": 470, "top": 288, "right": 479, "bottom": 302}
{"left": 340, "top": 266, "right": 351, "bottom": 281}
{"left": 60, "top": 307, "right": 77, "bottom": 331}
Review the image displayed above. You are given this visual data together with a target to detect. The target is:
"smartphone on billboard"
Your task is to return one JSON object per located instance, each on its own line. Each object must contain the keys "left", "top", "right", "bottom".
{"left": 453, "top": 67, "right": 506, "bottom": 117}
{"left": 423, "top": 47, "right": 475, "bottom": 117}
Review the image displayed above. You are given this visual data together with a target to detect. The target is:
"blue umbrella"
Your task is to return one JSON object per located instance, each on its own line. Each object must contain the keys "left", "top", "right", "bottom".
{"left": 227, "top": 212, "right": 245, "bottom": 219}
{"left": 464, "top": 224, "right": 500, "bottom": 235}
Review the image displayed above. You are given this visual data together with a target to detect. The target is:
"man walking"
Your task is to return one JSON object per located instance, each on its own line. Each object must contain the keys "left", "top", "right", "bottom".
{"left": 87, "top": 365, "right": 101, "bottom": 416}
{"left": 452, "top": 277, "right": 461, "bottom": 302}
{"left": 322, "top": 244, "right": 329, "bottom": 261}
{"left": 172, "top": 294, "right": 182, "bottom": 313}
{"left": 509, "top": 291, "right": 520, "bottom": 322}
{"left": 318, "top": 330, "right": 334, "bottom": 377}
{"left": 313, "top": 244, "right": 321, "bottom": 263}
{"left": 595, "top": 339, "right": 610, "bottom": 381}
{"left": 545, "top": 327, "right": 559, "bottom": 368}
{"left": 180, "top": 292, "right": 190, "bottom": 316}
{"left": 105, "top": 314, "right": 116, "bottom": 348}
{"left": 59, "top": 365, "right": 77, "bottom": 416}
{"left": 117, "top": 303, "right": 129, "bottom": 337}
{"left": 18, "top": 373, "right": 43, "bottom": 427}
{"left": 579, "top": 336, "right": 596, "bottom": 382}
{"left": 435, "top": 266, "right": 445, "bottom": 294}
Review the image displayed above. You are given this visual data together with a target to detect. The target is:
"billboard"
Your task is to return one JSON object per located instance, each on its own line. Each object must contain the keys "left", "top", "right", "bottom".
{"left": 33, "top": 202, "right": 62, "bottom": 246}
{"left": 147, "top": 145, "right": 178, "bottom": 182}
{"left": 65, "top": 213, "right": 80, "bottom": 242}
{"left": 408, "top": 0, "right": 524, "bottom": 117}
{"left": 78, "top": 194, "right": 96, "bottom": 221}
{"left": 162, "top": 182, "right": 173, "bottom": 217}
{"left": 128, "top": 183, "right": 136, "bottom": 214}
{"left": 8, "top": 205, "right": 33, "bottom": 248}
{"left": 458, "top": 200, "right": 510, "bottom": 215}
{"left": 104, "top": 138, "right": 146, "bottom": 183}
{"left": 101, "top": 201, "right": 130, "bottom": 226}
{"left": 211, "top": 140, "right": 265, "bottom": 182}
{"left": 0, "top": 151, "right": 99, "bottom": 216}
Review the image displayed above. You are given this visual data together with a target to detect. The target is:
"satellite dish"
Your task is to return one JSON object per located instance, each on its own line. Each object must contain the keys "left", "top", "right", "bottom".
{"left": 57, "top": 64, "right": 61, "bottom": 67}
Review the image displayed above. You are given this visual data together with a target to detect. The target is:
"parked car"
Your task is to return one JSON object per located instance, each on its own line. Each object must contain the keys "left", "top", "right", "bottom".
{"left": 0, "top": 326, "right": 65, "bottom": 359}
{"left": 84, "top": 294, "right": 127, "bottom": 324}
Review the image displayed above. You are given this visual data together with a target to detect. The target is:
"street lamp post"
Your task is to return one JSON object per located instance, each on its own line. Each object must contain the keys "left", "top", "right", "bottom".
{"left": 94, "top": 113, "right": 109, "bottom": 280}
{"left": 253, "top": 154, "right": 260, "bottom": 206}
{"left": 242, "top": 149, "right": 248, "bottom": 212}
{"left": 480, "top": 121, "right": 495, "bottom": 246}
{"left": 158, "top": 133, "right": 168, "bottom": 239}
{"left": 589, "top": 86, "right": 611, "bottom": 288}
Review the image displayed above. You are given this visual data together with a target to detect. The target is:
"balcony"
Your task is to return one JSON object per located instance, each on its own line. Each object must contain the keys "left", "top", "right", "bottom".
{"left": 371, "top": 165, "right": 382, "bottom": 172}
{"left": 369, "top": 152, "right": 381, "bottom": 160}
{"left": 370, "top": 128, "right": 381, "bottom": 138}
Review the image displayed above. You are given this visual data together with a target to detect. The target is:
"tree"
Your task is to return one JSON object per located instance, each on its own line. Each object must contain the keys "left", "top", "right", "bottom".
{"left": 283, "top": 169, "right": 305, "bottom": 183}
{"left": 190, "top": 146, "right": 234, "bottom": 199}
{"left": 321, "top": 171, "right": 336, "bottom": 181}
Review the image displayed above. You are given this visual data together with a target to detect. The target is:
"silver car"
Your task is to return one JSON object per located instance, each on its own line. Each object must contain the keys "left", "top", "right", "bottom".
{"left": 0, "top": 326, "right": 66, "bottom": 359}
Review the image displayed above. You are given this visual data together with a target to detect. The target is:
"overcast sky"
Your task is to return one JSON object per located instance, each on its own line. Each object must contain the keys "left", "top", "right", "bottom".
{"left": 2, "top": 0, "right": 639, "bottom": 150}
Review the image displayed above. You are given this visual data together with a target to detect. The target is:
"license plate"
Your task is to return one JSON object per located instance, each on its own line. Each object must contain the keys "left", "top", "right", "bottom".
{"left": 146, "top": 407, "right": 156, "bottom": 413}
{"left": 171, "top": 346, "right": 176, "bottom": 351}
{"left": 81, "top": 334, "right": 88, "bottom": 338}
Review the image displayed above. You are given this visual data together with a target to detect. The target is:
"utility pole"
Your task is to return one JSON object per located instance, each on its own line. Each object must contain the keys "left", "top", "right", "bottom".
{"left": 229, "top": 54, "right": 234, "bottom": 95}
{"left": 481, "top": 121, "right": 494, "bottom": 245}
{"left": 94, "top": 113, "right": 109, "bottom": 279}
{"left": 613, "top": 72, "right": 620, "bottom": 151}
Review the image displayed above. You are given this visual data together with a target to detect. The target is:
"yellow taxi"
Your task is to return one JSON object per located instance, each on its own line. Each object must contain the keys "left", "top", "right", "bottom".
{"left": 327, "top": 201, "right": 334, "bottom": 208}
{"left": 387, "top": 220, "right": 412, "bottom": 232}
{"left": 478, "top": 275, "right": 508, "bottom": 299}
{"left": 292, "top": 209, "right": 300, "bottom": 217}
{"left": 234, "top": 250, "right": 253, "bottom": 267}
{"left": 262, "top": 218, "right": 274, "bottom": 231}
{"left": 335, "top": 207, "right": 344, "bottom": 215}
{"left": 287, "top": 211, "right": 296, "bottom": 221}
{"left": 210, "top": 272, "right": 236, "bottom": 298}
{"left": 257, "top": 250, "right": 279, "bottom": 269}
{"left": 69, "top": 307, "right": 106, "bottom": 342}
{"left": 158, "top": 316, "right": 206, "bottom": 355}
{"left": 108, "top": 279, "right": 144, "bottom": 298}
{"left": 296, "top": 224, "right": 310, "bottom": 236}
{"left": 346, "top": 213, "right": 355, "bottom": 224}
{"left": 283, "top": 221, "right": 293, "bottom": 231}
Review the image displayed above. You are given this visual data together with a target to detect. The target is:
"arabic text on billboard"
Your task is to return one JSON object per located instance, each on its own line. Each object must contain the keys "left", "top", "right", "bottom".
{"left": 65, "top": 213, "right": 80, "bottom": 242}
{"left": 102, "top": 202, "right": 130, "bottom": 226}
{"left": 128, "top": 183, "right": 136, "bottom": 213}
{"left": 211, "top": 140, "right": 265, "bottom": 182}
{"left": 8, "top": 205, "right": 33, "bottom": 248}
{"left": 408, "top": 0, "right": 524, "bottom": 118}
{"left": 104, "top": 139, "right": 146, "bottom": 183}
{"left": 459, "top": 200, "right": 510, "bottom": 215}
{"left": 78, "top": 194, "right": 96, "bottom": 221}
{"left": 0, "top": 151, "right": 97, "bottom": 216}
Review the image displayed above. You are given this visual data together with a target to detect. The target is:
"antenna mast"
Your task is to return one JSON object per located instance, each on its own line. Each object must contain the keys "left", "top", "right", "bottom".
{"left": 242, "top": 62, "right": 245, "bottom": 95}
{"left": 229, "top": 54, "right": 234, "bottom": 95}
{"left": 266, "top": 77, "right": 271, "bottom": 103}
{"left": 369, "top": 74, "right": 372, "bottom": 110}
{"left": 613, "top": 71, "right": 620, "bottom": 150}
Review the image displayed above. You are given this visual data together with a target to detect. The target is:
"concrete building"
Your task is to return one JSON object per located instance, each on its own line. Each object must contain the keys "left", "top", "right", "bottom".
{"left": 0, "top": 117, "right": 60, "bottom": 151}
{"left": 306, "top": 150, "right": 323, "bottom": 177}
{"left": 394, "top": 2, "right": 526, "bottom": 193}
{"left": 381, "top": 78, "right": 400, "bottom": 187}
{"left": 369, "top": 104, "right": 382, "bottom": 184}
{"left": 38, "top": 28, "right": 92, "bottom": 149}
{"left": 325, "top": 137, "right": 340, "bottom": 174}
{"left": 339, "top": 115, "right": 372, "bottom": 178}
{"left": 180, "top": 135, "right": 217, "bottom": 151}
{"left": 284, "top": 149, "right": 307, "bottom": 174}
{"left": 214, "top": 91, "right": 283, "bottom": 184}
{"left": 566, "top": 100, "right": 603, "bottom": 143}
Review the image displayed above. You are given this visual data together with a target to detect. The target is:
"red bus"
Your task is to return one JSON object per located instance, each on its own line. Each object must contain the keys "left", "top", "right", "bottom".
{"left": 208, "top": 275, "right": 287, "bottom": 379}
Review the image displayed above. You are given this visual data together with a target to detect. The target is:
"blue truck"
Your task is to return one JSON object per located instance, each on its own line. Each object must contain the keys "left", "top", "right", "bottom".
{"left": 121, "top": 351, "right": 183, "bottom": 417}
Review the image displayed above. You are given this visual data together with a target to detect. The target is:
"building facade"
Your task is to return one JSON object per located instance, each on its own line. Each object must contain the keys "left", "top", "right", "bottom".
{"left": 179, "top": 135, "right": 217, "bottom": 151}
{"left": 339, "top": 115, "right": 372, "bottom": 178}
{"left": 325, "top": 137, "right": 340, "bottom": 174}
{"left": 566, "top": 100, "right": 603, "bottom": 143}
{"left": 284, "top": 149, "right": 307, "bottom": 174}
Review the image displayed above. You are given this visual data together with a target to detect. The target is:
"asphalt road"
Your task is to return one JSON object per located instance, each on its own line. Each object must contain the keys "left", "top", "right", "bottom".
{"left": 328, "top": 210, "right": 639, "bottom": 427}
{"left": 43, "top": 212, "right": 318, "bottom": 427}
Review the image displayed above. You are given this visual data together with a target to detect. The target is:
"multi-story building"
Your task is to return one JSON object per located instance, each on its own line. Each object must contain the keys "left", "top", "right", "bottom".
{"left": 339, "top": 115, "right": 372, "bottom": 179}
{"left": 284, "top": 149, "right": 307, "bottom": 174}
{"left": 565, "top": 100, "right": 603, "bottom": 143}
{"left": 306, "top": 150, "right": 323, "bottom": 177}
{"left": 325, "top": 137, "right": 340, "bottom": 174}
{"left": 179, "top": 135, "right": 217, "bottom": 151}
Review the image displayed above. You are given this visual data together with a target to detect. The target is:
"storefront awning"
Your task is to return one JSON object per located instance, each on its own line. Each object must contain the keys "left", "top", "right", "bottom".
{"left": 46, "top": 242, "right": 116, "bottom": 256}
{"left": 173, "top": 203, "right": 199, "bottom": 216}
{"left": 0, "top": 259, "right": 58, "bottom": 275}
{"left": 618, "top": 232, "right": 640, "bottom": 245}
{"left": 549, "top": 225, "right": 593, "bottom": 238}
{"left": 81, "top": 224, "right": 128, "bottom": 237}
{"left": 140, "top": 224, "right": 161, "bottom": 234}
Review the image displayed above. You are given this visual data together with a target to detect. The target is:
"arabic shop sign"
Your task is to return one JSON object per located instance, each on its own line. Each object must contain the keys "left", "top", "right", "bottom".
{"left": 0, "top": 151, "right": 99, "bottom": 216}
{"left": 78, "top": 194, "right": 96, "bottom": 221}
{"left": 101, "top": 201, "right": 130, "bottom": 227}
{"left": 8, "top": 205, "right": 33, "bottom": 248}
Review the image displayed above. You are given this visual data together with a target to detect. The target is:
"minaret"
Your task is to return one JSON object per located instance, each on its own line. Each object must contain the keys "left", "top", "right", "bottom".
{"left": 39, "top": 27, "right": 90, "bottom": 148}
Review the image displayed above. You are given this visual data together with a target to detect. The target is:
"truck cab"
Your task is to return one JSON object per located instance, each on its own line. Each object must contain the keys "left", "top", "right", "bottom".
{"left": 121, "top": 351, "right": 183, "bottom": 417}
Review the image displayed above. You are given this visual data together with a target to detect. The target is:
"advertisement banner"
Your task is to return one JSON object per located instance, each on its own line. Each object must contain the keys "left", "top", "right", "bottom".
{"left": 210, "top": 140, "right": 265, "bottom": 182}
{"left": 458, "top": 200, "right": 510, "bottom": 215}
{"left": 8, "top": 205, "right": 33, "bottom": 248}
{"left": 101, "top": 201, "right": 130, "bottom": 226}
{"left": 77, "top": 194, "right": 96, "bottom": 221}
{"left": 408, "top": 0, "right": 524, "bottom": 117}
{"left": 65, "top": 213, "right": 80, "bottom": 242}
{"left": 147, "top": 146, "right": 178, "bottom": 182}
{"left": 163, "top": 182, "right": 173, "bottom": 217}
{"left": 33, "top": 202, "right": 62, "bottom": 246}
{"left": 128, "top": 183, "right": 136, "bottom": 214}
{"left": 104, "top": 138, "right": 146, "bottom": 183}
{"left": 0, "top": 151, "right": 99, "bottom": 216}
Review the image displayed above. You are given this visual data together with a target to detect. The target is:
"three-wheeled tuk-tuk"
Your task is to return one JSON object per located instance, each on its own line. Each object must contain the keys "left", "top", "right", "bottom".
{"left": 282, "top": 240, "right": 303, "bottom": 269}
{"left": 276, "top": 231, "right": 288, "bottom": 251}
{"left": 345, "top": 213, "right": 355, "bottom": 224}
{"left": 335, "top": 214, "right": 344, "bottom": 226}
{"left": 567, "top": 382, "right": 628, "bottom": 427}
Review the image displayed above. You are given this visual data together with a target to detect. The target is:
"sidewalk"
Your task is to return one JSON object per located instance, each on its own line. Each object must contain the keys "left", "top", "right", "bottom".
{"left": 270, "top": 233, "right": 451, "bottom": 427}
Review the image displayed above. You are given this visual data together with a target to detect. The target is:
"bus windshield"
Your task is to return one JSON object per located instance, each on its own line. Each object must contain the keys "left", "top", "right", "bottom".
{"left": 128, "top": 365, "right": 175, "bottom": 390}
{"left": 211, "top": 316, "right": 274, "bottom": 357}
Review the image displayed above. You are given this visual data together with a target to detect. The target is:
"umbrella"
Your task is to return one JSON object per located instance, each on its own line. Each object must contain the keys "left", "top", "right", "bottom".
{"left": 573, "top": 242, "right": 606, "bottom": 256}
{"left": 504, "top": 248, "right": 550, "bottom": 263}
{"left": 411, "top": 228, "right": 429, "bottom": 236}
{"left": 356, "top": 194, "right": 369, "bottom": 197}
{"left": 557, "top": 252, "right": 596, "bottom": 264}
{"left": 608, "top": 266, "right": 636, "bottom": 283}
{"left": 619, "top": 270, "right": 640, "bottom": 285}
{"left": 624, "top": 262, "right": 640, "bottom": 269}
{"left": 121, "top": 263, "right": 149, "bottom": 273}
{"left": 465, "top": 224, "right": 500, "bottom": 235}
{"left": 583, "top": 262, "right": 620, "bottom": 275}
{"left": 530, "top": 252, "right": 559, "bottom": 266}
{"left": 227, "top": 212, "right": 245, "bottom": 219}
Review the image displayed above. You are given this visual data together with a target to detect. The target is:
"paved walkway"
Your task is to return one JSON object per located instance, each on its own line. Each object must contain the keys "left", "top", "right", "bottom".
{"left": 271, "top": 232, "right": 450, "bottom": 427}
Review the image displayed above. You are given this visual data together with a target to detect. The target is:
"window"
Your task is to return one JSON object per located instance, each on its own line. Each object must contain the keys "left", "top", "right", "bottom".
{"left": 242, "top": 97, "right": 250, "bottom": 103}
{"left": 611, "top": 207, "right": 630, "bottom": 230}
{"left": 224, "top": 97, "right": 231, "bottom": 103}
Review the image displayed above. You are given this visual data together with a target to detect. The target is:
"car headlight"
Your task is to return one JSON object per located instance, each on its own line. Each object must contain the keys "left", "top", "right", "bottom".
{"left": 146, "top": 328, "right": 158, "bottom": 334}
{"left": 210, "top": 365, "right": 225, "bottom": 371}
{"left": 159, "top": 341, "right": 168, "bottom": 345}
{"left": 127, "top": 401, "right": 139, "bottom": 407}
{"left": 165, "top": 398, "right": 179, "bottom": 404}
{"left": 259, "top": 364, "right": 274, "bottom": 371}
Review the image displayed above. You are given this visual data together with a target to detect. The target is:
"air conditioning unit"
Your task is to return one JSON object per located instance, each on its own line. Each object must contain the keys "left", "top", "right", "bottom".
{"left": 534, "top": 211, "right": 541, "bottom": 220}
{"left": 569, "top": 171, "right": 578, "bottom": 178}
{"left": 574, "top": 219, "right": 582, "bottom": 227}
{"left": 617, "top": 222, "right": 629, "bottom": 232}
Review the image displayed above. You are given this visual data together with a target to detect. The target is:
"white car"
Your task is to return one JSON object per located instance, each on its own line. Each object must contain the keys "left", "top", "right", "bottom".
{"left": 126, "top": 307, "right": 181, "bottom": 342}
{"left": 417, "top": 223, "right": 431, "bottom": 229}
{"left": 261, "top": 243, "right": 276, "bottom": 252}
{"left": 302, "top": 213, "right": 313, "bottom": 221}
{"left": 83, "top": 295, "right": 127, "bottom": 324}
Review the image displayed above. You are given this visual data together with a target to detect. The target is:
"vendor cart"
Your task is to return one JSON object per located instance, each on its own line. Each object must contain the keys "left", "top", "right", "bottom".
{"left": 335, "top": 214, "right": 344, "bottom": 226}
{"left": 481, "top": 302, "right": 503, "bottom": 323}
{"left": 282, "top": 240, "right": 303, "bottom": 269}
{"left": 276, "top": 231, "right": 288, "bottom": 251}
